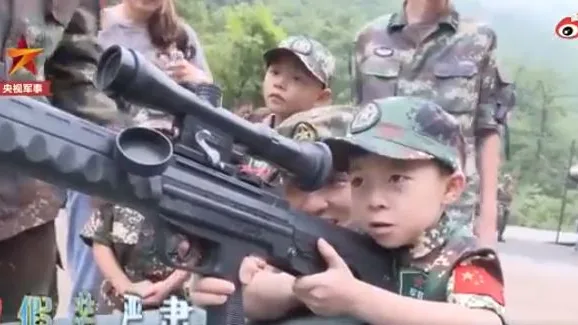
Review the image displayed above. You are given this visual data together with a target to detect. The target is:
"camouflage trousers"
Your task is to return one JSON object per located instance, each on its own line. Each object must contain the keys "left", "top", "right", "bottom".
{"left": 497, "top": 205, "right": 510, "bottom": 240}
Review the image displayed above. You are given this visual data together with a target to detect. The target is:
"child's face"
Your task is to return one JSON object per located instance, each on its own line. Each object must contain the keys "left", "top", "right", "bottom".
{"left": 262, "top": 54, "right": 330, "bottom": 118}
{"left": 349, "top": 154, "right": 464, "bottom": 248}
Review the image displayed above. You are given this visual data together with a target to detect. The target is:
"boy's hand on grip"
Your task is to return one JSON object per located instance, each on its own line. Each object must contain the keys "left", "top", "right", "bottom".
{"left": 239, "top": 255, "right": 270, "bottom": 285}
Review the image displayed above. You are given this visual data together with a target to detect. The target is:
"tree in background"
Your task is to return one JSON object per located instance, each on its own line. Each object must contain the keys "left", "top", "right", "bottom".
{"left": 178, "top": 0, "right": 285, "bottom": 108}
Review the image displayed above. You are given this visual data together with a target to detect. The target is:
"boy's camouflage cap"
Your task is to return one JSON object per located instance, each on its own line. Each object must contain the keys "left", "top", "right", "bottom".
{"left": 264, "top": 35, "right": 335, "bottom": 87}
{"left": 265, "top": 105, "right": 355, "bottom": 182}
{"left": 276, "top": 105, "right": 356, "bottom": 141}
{"left": 325, "top": 97, "right": 465, "bottom": 171}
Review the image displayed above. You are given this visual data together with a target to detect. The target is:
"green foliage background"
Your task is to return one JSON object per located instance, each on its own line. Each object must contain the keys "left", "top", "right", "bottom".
{"left": 174, "top": 0, "right": 578, "bottom": 232}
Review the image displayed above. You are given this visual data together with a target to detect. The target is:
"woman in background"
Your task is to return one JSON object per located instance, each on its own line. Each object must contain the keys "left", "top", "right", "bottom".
{"left": 69, "top": 0, "right": 212, "bottom": 313}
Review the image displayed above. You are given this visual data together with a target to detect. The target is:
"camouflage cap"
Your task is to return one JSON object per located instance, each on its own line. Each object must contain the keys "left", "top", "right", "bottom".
{"left": 264, "top": 35, "right": 335, "bottom": 87}
{"left": 276, "top": 105, "right": 355, "bottom": 141}
{"left": 325, "top": 97, "right": 465, "bottom": 171}
{"left": 261, "top": 105, "right": 355, "bottom": 182}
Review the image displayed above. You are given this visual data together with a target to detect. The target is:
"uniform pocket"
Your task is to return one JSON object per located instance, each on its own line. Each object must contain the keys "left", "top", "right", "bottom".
{"left": 358, "top": 55, "right": 401, "bottom": 104}
{"left": 433, "top": 60, "right": 479, "bottom": 114}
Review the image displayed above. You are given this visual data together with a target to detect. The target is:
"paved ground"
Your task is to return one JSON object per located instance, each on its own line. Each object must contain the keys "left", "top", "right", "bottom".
{"left": 54, "top": 213, "right": 578, "bottom": 324}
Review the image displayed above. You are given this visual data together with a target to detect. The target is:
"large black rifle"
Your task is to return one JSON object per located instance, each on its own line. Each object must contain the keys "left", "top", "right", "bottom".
{"left": 0, "top": 45, "right": 398, "bottom": 325}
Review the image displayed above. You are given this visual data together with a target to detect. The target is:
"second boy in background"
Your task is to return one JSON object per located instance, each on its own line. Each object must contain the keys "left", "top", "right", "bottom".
{"left": 242, "top": 35, "right": 335, "bottom": 180}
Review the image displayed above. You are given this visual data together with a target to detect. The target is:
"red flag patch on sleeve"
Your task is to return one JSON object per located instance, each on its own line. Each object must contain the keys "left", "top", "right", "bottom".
{"left": 453, "top": 264, "right": 505, "bottom": 305}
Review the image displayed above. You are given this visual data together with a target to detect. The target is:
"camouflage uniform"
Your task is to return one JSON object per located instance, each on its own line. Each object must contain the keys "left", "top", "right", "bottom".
{"left": 275, "top": 105, "right": 354, "bottom": 140}
{"left": 497, "top": 175, "right": 513, "bottom": 242}
{"left": 325, "top": 97, "right": 506, "bottom": 322}
{"left": 242, "top": 36, "right": 336, "bottom": 180}
{"left": 0, "top": 0, "right": 117, "bottom": 320}
{"left": 272, "top": 104, "right": 356, "bottom": 188}
{"left": 80, "top": 204, "right": 195, "bottom": 313}
{"left": 351, "top": 5, "right": 516, "bottom": 227}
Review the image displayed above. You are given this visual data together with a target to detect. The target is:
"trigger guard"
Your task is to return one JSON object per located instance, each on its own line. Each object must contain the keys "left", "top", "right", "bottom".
{"left": 154, "top": 223, "right": 200, "bottom": 271}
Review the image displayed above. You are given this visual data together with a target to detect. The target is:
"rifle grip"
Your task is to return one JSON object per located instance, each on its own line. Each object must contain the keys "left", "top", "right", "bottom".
{"left": 206, "top": 277, "right": 245, "bottom": 325}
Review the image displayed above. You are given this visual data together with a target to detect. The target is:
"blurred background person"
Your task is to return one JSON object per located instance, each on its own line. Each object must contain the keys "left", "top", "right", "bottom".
{"left": 497, "top": 173, "right": 514, "bottom": 242}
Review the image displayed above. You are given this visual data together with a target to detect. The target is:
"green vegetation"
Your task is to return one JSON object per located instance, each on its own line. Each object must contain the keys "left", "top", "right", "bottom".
{"left": 176, "top": 0, "right": 578, "bottom": 230}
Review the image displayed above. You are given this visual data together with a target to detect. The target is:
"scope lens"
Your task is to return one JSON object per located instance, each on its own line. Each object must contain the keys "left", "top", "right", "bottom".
{"left": 96, "top": 49, "right": 122, "bottom": 91}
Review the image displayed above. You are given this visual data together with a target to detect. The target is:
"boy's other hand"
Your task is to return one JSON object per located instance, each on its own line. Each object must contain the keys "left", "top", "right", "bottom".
{"left": 239, "top": 255, "right": 270, "bottom": 285}
{"left": 142, "top": 280, "right": 173, "bottom": 307}
{"left": 190, "top": 277, "right": 235, "bottom": 306}
{"left": 125, "top": 280, "right": 155, "bottom": 298}
{"left": 292, "top": 238, "right": 359, "bottom": 316}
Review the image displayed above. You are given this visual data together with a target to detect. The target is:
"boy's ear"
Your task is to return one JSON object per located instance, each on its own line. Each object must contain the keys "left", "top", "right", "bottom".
{"left": 442, "top": 171, "right": 466, "bottom": 205}
{"left": 315, "top": 88, "right": 332, "bottom": 107}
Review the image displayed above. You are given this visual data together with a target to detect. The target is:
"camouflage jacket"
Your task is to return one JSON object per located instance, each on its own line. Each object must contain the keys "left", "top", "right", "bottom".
{"left": 0, "top": 0, "right": 118, "bottom": 241}
{"left": 497, "top": 183, "right": 513, "bottom": 206}
{"left": 400, "top": 213, "right": 505, "bottom": 322}
{"left": 81, "top": 204, "right": 196, "bottom": 313}
{"left": 351, "top": 7, "right": 516, "bottom": 216}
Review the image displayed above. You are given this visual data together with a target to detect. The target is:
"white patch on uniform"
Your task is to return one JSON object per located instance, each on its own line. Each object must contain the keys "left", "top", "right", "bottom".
{"left": 351, "top": 102, "right": 381, "bottom": 133}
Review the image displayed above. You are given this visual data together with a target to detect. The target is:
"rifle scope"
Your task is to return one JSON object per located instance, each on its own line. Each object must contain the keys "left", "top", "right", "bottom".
{"left": 95, "top": 45, "right": 332, "bottom": 191}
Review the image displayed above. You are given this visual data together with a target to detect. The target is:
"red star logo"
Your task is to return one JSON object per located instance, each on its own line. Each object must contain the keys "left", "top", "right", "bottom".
{"left": 6, "top": 36, "right": 43, "bottom": 76}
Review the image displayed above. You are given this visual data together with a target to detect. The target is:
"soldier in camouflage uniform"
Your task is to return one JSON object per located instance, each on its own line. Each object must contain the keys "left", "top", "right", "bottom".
{"left": 0, "top": 0, "right": 118, "bottom": 320}
{"left": 351, "top": 0, "right": 516, "bottom": 245}
{"left": 497, "top": 174, "right": 514, "bottom": 242}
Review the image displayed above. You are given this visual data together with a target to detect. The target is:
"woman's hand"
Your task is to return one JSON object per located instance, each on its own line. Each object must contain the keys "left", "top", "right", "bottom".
{"left": 166, "top": 59, "right": 212, "bottom": 84}
{"left": 156, "top": 52, "right": 212, "bottom": 84}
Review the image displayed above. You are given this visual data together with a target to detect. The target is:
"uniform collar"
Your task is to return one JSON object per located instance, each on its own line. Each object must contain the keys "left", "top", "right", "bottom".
{"left": 388, "top": 3, "right": 460, "bottom": 31}
{"left": 409, "top": 213, "right": 453, "bottom": 259}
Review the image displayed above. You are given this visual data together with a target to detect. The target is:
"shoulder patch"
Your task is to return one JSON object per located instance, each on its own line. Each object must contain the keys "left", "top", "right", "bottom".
{"left": 452, "top": 264, "right": 504, "bottom": 305}
{"left": 351, "top": 102, "right": 381, "bottom": 134}
{"left": 291, "top": 122, "right": 318, "bottom": 141}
